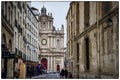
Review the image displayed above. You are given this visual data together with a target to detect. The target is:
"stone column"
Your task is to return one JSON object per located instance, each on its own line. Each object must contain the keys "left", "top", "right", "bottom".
{"left": 47, "top": 56, "right": 49, "bottom": 70}
{"left": 48, "top": 37, "right": 49, "bottom": 48}
{"left": 49, "top": 56, "right": 51, "bottom": 70}
{"left": 51, "top": 37, "right": 52, "bottom": 48}
{"left": 54, "top": 56, "right": 55, "bottom": 71}
{"left": 53, "top": 37, "right": 55, "bottom": 48}
{"left": 51, "top": 56, "right": 52, "bottom": 70}
{"left": 61, "top": 57, "right": 64, "bottom": 68}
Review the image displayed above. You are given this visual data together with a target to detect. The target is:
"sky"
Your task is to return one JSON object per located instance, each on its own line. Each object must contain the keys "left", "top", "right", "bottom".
{"left": 31, "top": 1, "right": 70, "bottom": 47}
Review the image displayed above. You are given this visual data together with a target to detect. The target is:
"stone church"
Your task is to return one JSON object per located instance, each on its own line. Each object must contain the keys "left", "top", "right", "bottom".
{"left": 38, "top": 6, "right": 65, "bottom": 71}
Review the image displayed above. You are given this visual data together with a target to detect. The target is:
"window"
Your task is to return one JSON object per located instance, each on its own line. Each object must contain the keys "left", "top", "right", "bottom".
{"left": 8, "top": 7, "right": 10, "bottom": 22}
{"left": 5, "top": 2, "right": 7, "bottom": 17}
{"left": 29, "top": 25, "right": 31, "bottom": 31}
{"left": 20, "top": 17, "right": 22, "bottom": 25}
{"left": 10, "top": 10, "right": 12, "bottom": 25}
{"left": 2, "top": 2, "right": 4, "bottom": 15}
{"left": 14, "top": 6, "right": 16, "bottom": 19}
{"left": 18, "top": 12, "right": 19, "bottom": 24}
{"left": 30, "top": 35, "right": 31, "bottom": 43}
{"left": 9, "top": 40, "right": 12, "bottom": 52}
{"left": 85, "top": 38, "right": 90, "bottom": 70}
{"left": 76, "top": 2, "right": 79, "bottom": 34}
{"left": 43, "top": 22, "right": 45, "bottom": 24}
{"left": 27, "top": 34, "right": 29, "bottom": 42}
{"left": 103, "top": 2, "right": 112, "bottom": 15}
{"left": 84, "top": 2, "right": 89, "bottom": 28}
{"left": 2, "top": 34, "right": 6, "bottom": 45}
{"left": 76, "top": 43, "right": 79, "bottom": 63}
{"left": 23, "top": 12, "right": 24, "bottom": 25}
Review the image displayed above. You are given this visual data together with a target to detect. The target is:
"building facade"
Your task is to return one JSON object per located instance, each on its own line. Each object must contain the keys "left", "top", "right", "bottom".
{"left": 25, "top": 2, "right": 39, "bottom": 77}
{"left": 1, "top": 1, "right": 27, "bottom": 78}
{"left": 66, "top": 1, "right": 119, "bottom": 78}
{"left": 1, "top": 1, "right": 39, "bottom": 78}
{"left": 1, "top": 2, "right": 14, "bottom": 78}
{"left": 38, "top": 6, "right": 65, "bottom": 71}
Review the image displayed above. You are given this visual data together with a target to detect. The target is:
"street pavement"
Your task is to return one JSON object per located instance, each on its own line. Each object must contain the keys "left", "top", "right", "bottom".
{"left": 31, "top": 73, "right": 60, "bottom": 79}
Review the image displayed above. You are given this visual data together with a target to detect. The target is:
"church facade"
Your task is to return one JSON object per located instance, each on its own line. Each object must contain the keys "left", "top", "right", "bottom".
{"left": 38, "top": 6, "right": 65, "bottom": 71}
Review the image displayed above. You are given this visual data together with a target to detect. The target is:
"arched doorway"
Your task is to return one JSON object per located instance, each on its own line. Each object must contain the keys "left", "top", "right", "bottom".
{"left": 56, "top": 64, "right": 60, "bottom": 72}
{"left": 41, "top": 58, "right": 47, "bottom": 70}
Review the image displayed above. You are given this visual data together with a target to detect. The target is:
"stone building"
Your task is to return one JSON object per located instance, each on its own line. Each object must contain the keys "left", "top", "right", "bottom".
{"left": 38, "top": 6, "right": 65, "bottom": 71}
{"left": 1, "top": 2, "right": 14, "bottom": 78}
{"left": 1, "top": 2, "right": 27, "bottom": 78}
{"left": 66, "top": 1, "right": 119, "bottom": 78}
{"left": 25, "top": 2, "right": 39, "bottom": 77}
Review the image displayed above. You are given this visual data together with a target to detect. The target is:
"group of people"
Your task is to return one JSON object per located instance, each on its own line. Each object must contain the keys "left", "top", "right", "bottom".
{"left": 60, "top": 68, "right": 73, "bottom": 79}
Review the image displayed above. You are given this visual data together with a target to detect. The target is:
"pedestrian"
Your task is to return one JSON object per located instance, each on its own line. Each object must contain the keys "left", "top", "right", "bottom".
{"left": 28, "top": 65, "right": 32, "bottom": 78}
{"left": 37, "top": 64, "right": 41, "bottom": 75}
{"left": 68, "top": 72, "right": 73, "bottom": 79}
{"left": 60, "top": 68, "right": 65, "bottom": 78}
{"left": 64, "top": 69, "right": 68, "bottom": 78}
{"left": 15, "top": 69, "right": 20, "bottom": 78}
{"left": 1, "top": 68, "right": 6, "bottom": 78}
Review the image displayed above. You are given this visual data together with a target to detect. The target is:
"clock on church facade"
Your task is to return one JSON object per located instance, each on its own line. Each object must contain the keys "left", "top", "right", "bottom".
{"left": 41, "top": 39, "right": 47, "bottom": 45}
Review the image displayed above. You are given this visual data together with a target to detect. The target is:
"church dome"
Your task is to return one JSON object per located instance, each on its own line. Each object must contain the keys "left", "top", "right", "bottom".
{"left": 41, "top": 6, "right": 47, "bottom": 14}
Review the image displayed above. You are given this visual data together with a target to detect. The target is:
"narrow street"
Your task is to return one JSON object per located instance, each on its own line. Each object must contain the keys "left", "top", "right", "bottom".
{"left": 1, "top": 1, "right": 119, "bottom": 79}
{"left": 32, "top": 73, "right": 60, "bottom": 79}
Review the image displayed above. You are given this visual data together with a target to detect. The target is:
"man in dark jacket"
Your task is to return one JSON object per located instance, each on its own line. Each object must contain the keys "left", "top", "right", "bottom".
{"left": 60, "top": 69, "right": 65, "bottom": 78}
{"left": 64, "top": 69, "right": 68, "bottom": 78}
{"left": 2, "top": 68, "right": 6, "bottom": 78}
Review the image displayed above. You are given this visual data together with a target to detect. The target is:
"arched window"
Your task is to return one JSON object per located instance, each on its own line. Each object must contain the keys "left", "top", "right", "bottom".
{"left": 2, "top": 33, "right": 6, "bottom": 45}
{"left": 9, "top": 39, "right": 12, "bottom": 52}
{"left": 57, "top": 39, "right": 60, "bottom": 48}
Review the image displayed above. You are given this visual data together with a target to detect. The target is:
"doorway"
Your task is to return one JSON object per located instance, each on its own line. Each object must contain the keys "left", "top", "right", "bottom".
{"left": 56, "top": 64, "right": 60, "bottom": 72}
{"left": 85, "top": 38, "right": 90, "bottom": 71}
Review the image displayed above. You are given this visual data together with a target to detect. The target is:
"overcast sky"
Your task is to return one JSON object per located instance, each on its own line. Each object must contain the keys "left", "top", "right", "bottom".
{"left": 31, "top": 1, "right": 70, "bottom": 47}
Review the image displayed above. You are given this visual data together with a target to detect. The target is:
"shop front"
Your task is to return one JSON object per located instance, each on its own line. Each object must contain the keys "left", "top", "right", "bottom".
{"left": 26, "top": 60, "right": 38, "bottom": 77}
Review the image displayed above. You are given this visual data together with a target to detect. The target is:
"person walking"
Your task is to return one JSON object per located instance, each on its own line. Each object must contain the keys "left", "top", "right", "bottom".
{"left": 28, "top": 65, "right": 32, "bottom": 78}
{"left": 37, "top": 64, "right": 41, "bottom": 75}
{"left": 2, "top": 68, "right": 6, "bottom": 78}
{"left": 15, "top": 69, "right": 20, "bottom": 78}
{"left": 64, "top": 69, "right": 68, "bottom": 78}
{"left": 60, "top": 69, "right": 65, "bottom": 78}
{"left": 68, "top": 72, "right": 73, "bottom": 79}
